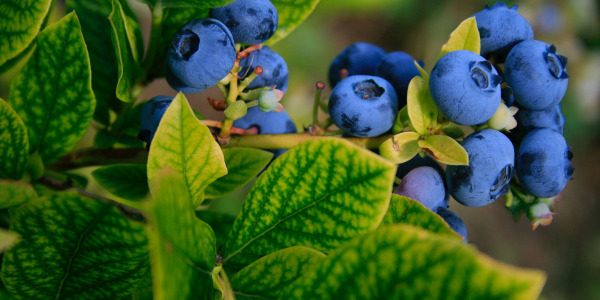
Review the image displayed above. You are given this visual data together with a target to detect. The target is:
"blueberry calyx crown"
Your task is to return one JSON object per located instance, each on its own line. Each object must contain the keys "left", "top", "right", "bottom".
{"left": 469, "top": 60, "right": 502, "bottom": 91}
{"left": 490, "top": 164, "right": 514, "bottom": 199}
{"left": 565, "top": 148, "right": 575, "bottom": 180}
{"left": 173, "top": 30, "right": 200, "bottom": 61}
{"left": 485, "top": 2, "right": 519, "bottom": 11}
{"left": 353, "top": 79, "right": 384, "bottom": 99}
{"left": 545, "top": 45, "right": 569, "bottom": 79}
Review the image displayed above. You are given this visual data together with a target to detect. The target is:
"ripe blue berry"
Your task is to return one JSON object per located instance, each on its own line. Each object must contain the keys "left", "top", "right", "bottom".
{"left": 210, "top": 0, "right": 278, "bottom": 45}
{"left": 516, "top": 128, "right": 574, "bottom": 198}
{"left": 505, "top": 40, "right": 569, "bottom": 111}
{"left": 138, "top": 96, "right": 173, "bottom": 147}
{"left": 473, "top": 2, "right": 534, "bottom": 60}
{"left": 397, "top": 155, "right": 449, "bottom": 203}
{"left": 394, "top": 166, "right": 448, "bottom": 212}
{"left": 239, "top": 46, "right": 289, "bottom": 92}
{"left": 328, "top": 75, "right": 398, "bottom": 137}
{"left": 167, "top": 18, "right": 236, "bottom": 91}
{"left": 517, "top": 104, "right": 565, "bottom": 134}
{"left": 375, "top": 51, "right": 421, "bottom": 108}
{"left": 233, "top": 105, "right": 296, "bottom": 157}
{"left": 328, "top": 42, "right": 386, "bottom": 88}
{"left": 447, "top": 129, "right": 515, "bottom": 207}
{"left": 165, "top": 66, "right": 203, "bottom": 94}
{"left": 430, "top": 50, "right": 503, "bottom": 125}
{"left": 437, "top": 208, "right": 468, "bottom": 240}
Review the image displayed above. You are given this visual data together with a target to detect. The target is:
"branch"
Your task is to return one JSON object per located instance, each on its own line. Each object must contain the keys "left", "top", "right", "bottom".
{"left": 222, "top": 133, "right": 393, "bottom": 149}
{"left": 48, "top": 148, "right": 148, "bottom": 171}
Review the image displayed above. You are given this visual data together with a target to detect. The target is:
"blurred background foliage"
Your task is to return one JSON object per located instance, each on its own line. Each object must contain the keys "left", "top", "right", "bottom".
{"left": 0, "top": 0, "right": 598, "bottom": 299}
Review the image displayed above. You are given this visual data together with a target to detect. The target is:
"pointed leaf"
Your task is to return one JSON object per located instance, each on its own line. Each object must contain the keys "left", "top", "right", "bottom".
{"left": 0, "top": 0, "right": 52, "bottom": 67}
{"left": 0, "top": 99, "right": 28, "bottom": 180}
{"left": 8, "top": 13, "right": 95, "bottom": 165}
{"left": 147, "top": 93, "right": 227, "bottom": 206}
{"left": 92, "top": 164, "right": 149, "bottom": 201}
{"left": 1, "top": 191, "right": 149, "bottom": 299}
{"left": 439, "top": 17, "right": 481, "bottom": 58}
{"left": 146, "top": 169, "right": 216, "bottom": 300}
{"left": 0, "top": 180, "right": 38, "bottom": 209}
{"left": 379, "top": 132, "right": 421, "bottom": 164}
{"left": 205, "top": 148, "right": 273, "bottom": 199}
{"left": 392, "top": 105, "right": 411, "bottom": 134}
{"left": 266, "top": 0, "right": 321, "bottom": 45}
{"left": 418, "top": 135, "right": 469, "bottom": 165}
{"left": 407, "top": 76, "right": 438, "bottom": 135}
{"left": 415, "top": 60, "right": 429, "bottom": 81}
{"left": 109, "top": 0, "right": 138, "bottom": 102}
{"left": 222, "top": 138, "right": 396, "bottom": 272}
{"left": 231, "top": 247, "right": 325, "bottom": 299}
{"left": 284, "top": 225, "right": 546, "bottom": 300}
{"left": 381, "top": 194, "right": 458, "bottom": 238}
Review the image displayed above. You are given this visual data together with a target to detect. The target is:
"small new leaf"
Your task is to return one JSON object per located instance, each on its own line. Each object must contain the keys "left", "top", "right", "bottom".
{"left": 392, "top": 105, "right": 410, "bottom": 134}
{"left": 418, "top": 135, "right": 469, "bottom": 166}
{"left": 439, "top": 16, "right": 481, "bottom": 58}
{"left": 379, "top": 132, "right": 421, "bottom": 164}
{"left": 0, "top": 99, "right": 28, "bottom": 180}
{"left": 407, "top": 76, "right": 438, "bottom": 135}
{"left": 381, "top": 194, "right": 459, "bottom": 238}
{"left": 266, "top": 0, "right": 320, "bottom": 45}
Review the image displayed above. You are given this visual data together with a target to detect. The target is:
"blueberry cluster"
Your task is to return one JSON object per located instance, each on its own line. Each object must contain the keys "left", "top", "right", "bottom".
{"left": 139, "top": 0, "right": 295, "bottom": 147}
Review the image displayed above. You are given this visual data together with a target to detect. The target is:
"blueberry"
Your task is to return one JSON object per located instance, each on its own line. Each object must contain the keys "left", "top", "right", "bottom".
{"left": 328, "top": 75, "right": 398, "bottom": 137}
{"left": 473, "top": 2, "right": 534, "bottom": 61}
{"left": 233, "top": 105, "right": 296, "bottom": 157}
{"left": 328, "top": 42, "right": 386, "bottom": 88}
{"left": 394, "top": 166, "right": 448, "bottom": 212}
{"left": 138, "top": 96, "right": 174, "bottom": 147}
{"left": 517, "top": 104, "right": 565, "bottom": 134}
{"left": 167, "top": 18, "right": 236, "bottom": 91}
{"left": 505, "top": 40, "right": 569, "bottom": 110}
{"left": 238, "top": 46, "right": 289, "bottom": 92}
{"left": 396, "top": 155, "right": 449, "bottom": 203}
{"left": 516, "top": 128, "right": 574, "bottom": 198}
{"left": 210, "top": 0, "right": 278, "bottom": 45}
{"left": 447, "top": 129, "right": 515, "bottom": 207}
{"left": 165, "top": 66, "right": 204, "bottom": 94}
{"left": 374, "top": 51, "right": 421, "bottom": 108}
{"left": 430, "top": 50, "right": 503, "bottom": 125}
{"left": 437, "top": 208, "right": 468, "bottom": 240}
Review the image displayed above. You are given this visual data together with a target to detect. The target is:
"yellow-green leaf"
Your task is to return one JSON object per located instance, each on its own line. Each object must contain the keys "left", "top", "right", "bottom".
{"left": 8, "top": 13, "right": 95, "bottom": 165}
{"left": 284, "top": 225, "right": 546, "bottom": 299}
{"left": 381, "top": 194, "right": 458, "bottom": 238}
{"left": 266, "top": 0, "right": 320, "bottom": 45}
{"left": 1, "top": 191, "right": 149, "bottom": 299}
{"left": 0, "top": 180, "right": 38, "bottom": 209}
{"left": 222, "top": 138, "right": 396, "bottom": 272}
{"left": 0, "top": 0, "right": 52, "bottom": 68}
{"left": 392, "top": 105, "right": 410, "bottom": 134}
{"left": 407, "top": 76, "right": 438, "bottom": 135}
{"left": 379, "top": 132, "right": 421, "bottom": 164}
{"left": 231, "top": 246, "right": 325, "bottom": 299}
{"left": 418, "top": 135, "right": 469, "bottom": 166}
{"left": 0, "top": 99, "right": 28, "bottom": 180}
{"left": 415, "top": 60, "right": 429, "bottom": 81}
{"left": 108, "top": 0, "right": 138, "bottom": 102}
{"left": 439, "top": 17, "right": 481, "bottom": 58}
{"left": 147, "top": 93, "right": 227, "bottom": 206}
{"left": 146, "top": 168, "right": 216, "bottom": 300}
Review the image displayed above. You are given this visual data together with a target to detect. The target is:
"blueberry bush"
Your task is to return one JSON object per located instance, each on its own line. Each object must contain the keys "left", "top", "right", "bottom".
{"left": 0, "top": 0, "right": 574, "bottom": 299}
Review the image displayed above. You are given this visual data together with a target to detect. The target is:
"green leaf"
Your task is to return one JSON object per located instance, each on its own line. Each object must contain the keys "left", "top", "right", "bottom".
{"left": 205, "top": 148, "right": 273, "bottom": 199}
{"left": 0, "top": 180, "right": 38, "bottom": 209}
{"left": 379, "top": 132, "right": 421, "bottom": 164}
{"left": 439, "top": 17, "right": 480, "bottom": 58}
{"left": 284, "top": 225, "right": 546, "bottom": 299}
{"left": 145, "top": 0, "right": 234, "bottom": 8}
{"left": 8, "top": 13, "right": 95, "bottom": 166}
{"left": 407, "top": 76, "right": 438, "bottom": 135}
{"left": 415, "top": 60, "right": 429, "bottom": 81}
{"left": 231, "top": 246, "right": 325, "bottom": 299}
{"left": 1, "top": 191, "right": 150, "bottom": 299}
{"left": 196, "top": 210, "right": 236, "bottom": 248}
{"left": 66, "top": 0, "right": 120, "bottom": 126}
{"left": 266, "top": 0, "right": 321, "bottom": 45}
{"left": 0, "top": 229, "right": 19, "bottom": 253}
{"left": 147, "top": 93, "right": 227, "bottom": 207}
{"left": 381, "top": 194, "right": 459, "bottom": 238}
{"left": 146, "top": 168, "right": 216, "bottom": 300}
{"left": 392, "top": 105, "right": 410, "bottom": 134}
{"left": 121, "top": 2, "right": 144, "bottom": 63}
{"left": 222, "top": 138, "right": 396, "bottom": 272}
{"left": 109, "top": 0, "right": 139, "bottom": 102}
{"left": 0, "top": 0, "right": 52, "bottom": 68}
{"left": 92, "top": 164, "right": 149, "bottom": 201}
{"left": 418, "top": 135, "right": 469, "bottom": 166}
{"left": 0, "top": 99, "right": 28, "bottom": 180}
{"left": 442, "top": 123, "right": 466, "bottom": 139}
